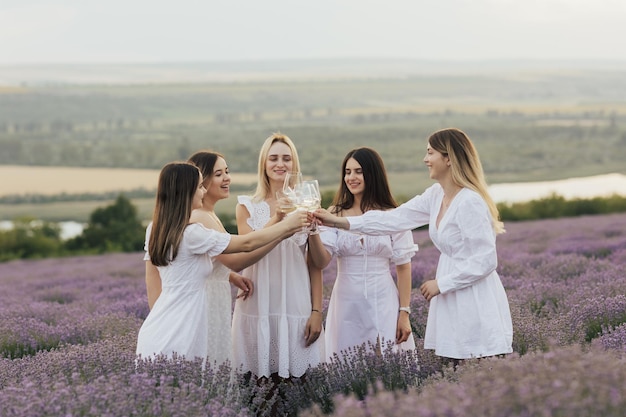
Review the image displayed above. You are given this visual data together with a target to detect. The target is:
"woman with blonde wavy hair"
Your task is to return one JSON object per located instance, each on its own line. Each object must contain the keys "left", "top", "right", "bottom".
{"left": 313, "top": 128, "right": 513, "bottom": 362}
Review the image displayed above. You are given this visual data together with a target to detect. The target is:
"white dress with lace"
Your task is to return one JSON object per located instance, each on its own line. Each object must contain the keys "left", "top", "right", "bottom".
{"left": 231, "top": 195, "right": 325, "bottom": 378}
{"left": 320, "top": 227, "right": 417, "bottom": 360}
{"left": 136, "top": 222, "right": 233, "bottom": 367}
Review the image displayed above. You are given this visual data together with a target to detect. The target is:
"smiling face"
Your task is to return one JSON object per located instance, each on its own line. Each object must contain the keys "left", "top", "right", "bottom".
{"left": 423, "top": 143, "right": 450, "bottom": 182}
{"left": 344, "top": 157, "right": 365, "bottom": 197}
{"left": 202, "top": 156, "right": 230, "bottom": 204}
{"left": 265, "top": 141, "right": 294, "bottom": 186}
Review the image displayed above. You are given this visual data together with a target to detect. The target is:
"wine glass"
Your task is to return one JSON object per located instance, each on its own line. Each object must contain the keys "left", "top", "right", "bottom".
{"left": 276, "top": 190, "right": 297, "bottom": 215}
{"left": 283, "top": 172, "right": 303, "bottom": 200}
{"left": 301, "top": 179, "right": 322, "bottom": 234}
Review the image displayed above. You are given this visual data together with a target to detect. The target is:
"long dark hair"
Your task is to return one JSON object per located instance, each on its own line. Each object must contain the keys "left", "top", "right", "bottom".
{"left": 149, "top": 162, "right": 200, "bottom": 266}
{"left": 188, "top": 150, "right": 223, "bottom": 184}
{"left": 331, "top": 147, "right": 397, "bottom": 214}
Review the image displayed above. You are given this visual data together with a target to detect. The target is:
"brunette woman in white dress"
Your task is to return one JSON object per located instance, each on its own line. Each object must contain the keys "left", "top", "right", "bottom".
{"left": 314, "top": 128, "right": 513, "bottom": 361}
{"left": 308, "top": 147, "right": 417, "bottom": 360}
{"left": 231, "top": 133, "right": 325, "bottom": 381}
{"left": 136, "top": 162, "right": 308, "bottom": 365}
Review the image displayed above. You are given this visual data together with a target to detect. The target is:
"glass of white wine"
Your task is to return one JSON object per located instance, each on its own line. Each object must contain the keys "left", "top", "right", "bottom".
{"left": 283, "top": 172, "right": 303, "bottom": 200}
{"left": 301, "top": 179, "right": 322, "bottom": 234}
{"left": 276, "top": 190, "right": 297, "bottom": 215}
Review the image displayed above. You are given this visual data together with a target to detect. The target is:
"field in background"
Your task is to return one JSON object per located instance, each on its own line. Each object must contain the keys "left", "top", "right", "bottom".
{"left": 1, "top": 60, "right": 625, "bottom": 221}
{"left": 0, "top": 165, "right": 258, "bottom": 196}
{"left": 2, "top": 168, "right": 625, "bottom": 223}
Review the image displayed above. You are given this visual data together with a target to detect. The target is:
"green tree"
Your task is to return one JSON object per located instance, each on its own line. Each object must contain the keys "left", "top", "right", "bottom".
{"left": 0, "top": 217, "right": 62, "bottom": 261}
{"left": 65, "top": 195, "right": 144, "bottom": 253}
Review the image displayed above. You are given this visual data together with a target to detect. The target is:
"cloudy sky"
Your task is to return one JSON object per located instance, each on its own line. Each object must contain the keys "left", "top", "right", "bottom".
{"left": 2, "top": 0, "right": 626, "bottom": 65}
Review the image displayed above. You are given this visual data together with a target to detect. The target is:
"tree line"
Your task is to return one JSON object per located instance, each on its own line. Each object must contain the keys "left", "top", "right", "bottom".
{"left": 1, "top": 192, "right": 626, "bottom": 262}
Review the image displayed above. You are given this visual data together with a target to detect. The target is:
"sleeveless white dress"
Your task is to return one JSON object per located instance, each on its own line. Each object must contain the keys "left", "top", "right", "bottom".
{"left": 136, "top": 222, "right": 234, "bottom": 367}
{"left": 320, "top": 227, "right": 417, "bottom": 360}
{"left": 231, "top": 196, "right": 325, "bottom": 378}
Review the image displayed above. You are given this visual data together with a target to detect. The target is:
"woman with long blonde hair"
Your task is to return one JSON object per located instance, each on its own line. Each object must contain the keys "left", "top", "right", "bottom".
{"left": 314, "top": 128, "right": 513, "bottom": 361}
{"left": 231, "top": 133, "right": 325, "bottom": 381}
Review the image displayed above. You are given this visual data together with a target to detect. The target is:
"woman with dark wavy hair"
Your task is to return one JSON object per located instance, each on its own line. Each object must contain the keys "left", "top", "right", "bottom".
{"left": 309, "top": 147, "right": 417, "bottom": 360}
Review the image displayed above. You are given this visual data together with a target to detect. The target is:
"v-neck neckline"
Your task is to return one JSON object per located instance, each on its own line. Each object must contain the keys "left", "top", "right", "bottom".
{"left": 436, "top": 188, "right": 464, "bottom": 230}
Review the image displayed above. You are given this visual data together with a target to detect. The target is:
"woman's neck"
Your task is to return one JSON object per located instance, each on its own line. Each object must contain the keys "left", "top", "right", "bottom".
{"left": 201, "top": 199, "right": 217, "bottom": 213}
{"left": 341, "top": 194, "right": 363, "bottom": 215}
{"left": 267, "top": 183, "right": 281, "bottom": 201}
{"left": 440, "top": 179, "right": 462, "bottom": 203}
{"left": 438, "top": 174, "right": 457, "bottom": 191}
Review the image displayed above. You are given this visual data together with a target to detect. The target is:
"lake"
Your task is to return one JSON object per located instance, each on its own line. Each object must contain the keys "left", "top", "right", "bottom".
{"left": 1, "top": 172, "right": 624, "bottom": 240}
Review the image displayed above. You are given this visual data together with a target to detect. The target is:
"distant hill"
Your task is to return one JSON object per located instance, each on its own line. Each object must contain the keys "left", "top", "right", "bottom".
{"left": 2, "top": 58, "right": 626, "bottom": 86}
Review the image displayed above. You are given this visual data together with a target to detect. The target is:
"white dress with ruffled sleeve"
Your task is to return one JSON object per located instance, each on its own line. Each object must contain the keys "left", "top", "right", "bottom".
{"left": 137, "top": 222, "right": 233, "bottom": 366}
{"left": 231, "top": 196, "right": 325, "bottom": 378}
{"left": 320, "top": 226, "right": 417, "bottom": 360}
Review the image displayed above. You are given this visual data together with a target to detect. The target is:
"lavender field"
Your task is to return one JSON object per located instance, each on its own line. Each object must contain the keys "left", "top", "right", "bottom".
{"left": 1, "top": 213, "right": 626, "bottom": 416}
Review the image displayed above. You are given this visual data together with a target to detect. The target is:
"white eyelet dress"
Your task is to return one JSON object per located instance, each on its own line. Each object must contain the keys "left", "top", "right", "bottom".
{"left": 231, "top": 196, "right": 325, "bottom": 378}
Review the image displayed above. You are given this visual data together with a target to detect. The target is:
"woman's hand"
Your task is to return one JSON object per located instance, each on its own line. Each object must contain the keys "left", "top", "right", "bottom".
{"left": 283, "top": 209, "right": 310, "bottom": 234}
{"left": 274, "top": 195, "right": 289, "bottom": 221}
{"left": 304, "top": 310, "right": 323, "bottom": 347}
{"left": 229, "top": 271, "right": 254, "bottom": 300}
{"left": 313, "top": 208, "right": 341, "bottom": 228}
{"left": 420, "top": 280, "right": 440, "bottom": 301}
{"left": 396, "top": 312, "right": 412, "bottom": 344}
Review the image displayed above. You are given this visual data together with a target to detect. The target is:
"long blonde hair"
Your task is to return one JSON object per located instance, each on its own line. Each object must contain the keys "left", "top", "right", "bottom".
{"left": 252, "top": 133, "right": 301, "bottom": 201}
{"left": 428, "top": 128, "right": 505, "bottom": 234}
{"left": 149, "top": 162, "right": 201, "bottom": 266}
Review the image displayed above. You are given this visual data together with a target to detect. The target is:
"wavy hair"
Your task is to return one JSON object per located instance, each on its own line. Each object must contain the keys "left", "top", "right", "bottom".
{"left": 331, "top": 147, "right": 397, "bottom": 215}
{"left": 428, "top": 128, "right": 505, "bottom": 234}
{"left": 148, "top": 162, "right": 201, "bottom": 266}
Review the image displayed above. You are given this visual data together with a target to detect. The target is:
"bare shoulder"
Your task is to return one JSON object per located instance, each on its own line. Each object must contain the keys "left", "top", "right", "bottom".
{"left": 235, "top": 202, "right": 251, "bottom": 219}
{"left": 189, "top": 209, "right": 206, "bottom": 223}
{"left": 190, "top": 209, "right": 219, "bottom": 229}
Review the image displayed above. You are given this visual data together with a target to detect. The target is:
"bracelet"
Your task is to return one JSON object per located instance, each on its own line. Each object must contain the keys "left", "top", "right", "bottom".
{"left": 311, "top": 309, "right": 321, "bottom": 313}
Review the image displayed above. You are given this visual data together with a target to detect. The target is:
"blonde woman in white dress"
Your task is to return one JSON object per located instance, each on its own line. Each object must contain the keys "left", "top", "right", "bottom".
{"left": 231, "top": 133, "right": 325, "bottom": 381}
{"left": 314, "top": 128, "right": 513, "bottom": 362}
{"left": 308, "top": 147, "right": 417, "bottom": 361}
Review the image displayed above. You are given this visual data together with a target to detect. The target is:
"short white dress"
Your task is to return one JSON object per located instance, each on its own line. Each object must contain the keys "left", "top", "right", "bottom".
{"left": 320, "top": 227, "right": 417, "bottom": 360}
{"left": 348, "top": 184, "right": 513, "bottom": 359}
{"left": 136, "top": 222, "right": 234, "bottom": 367}
{"left": 231, "top": 196, "right": 325, "bottom": 378}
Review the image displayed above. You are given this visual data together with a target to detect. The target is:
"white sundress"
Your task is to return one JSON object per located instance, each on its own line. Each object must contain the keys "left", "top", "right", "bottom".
{"left": 136, "top": 222, "right": 233, "bottom": 367}
{"left": 320, "top": 226, "right": 417, "bottom": 361}
{"left": 231, "top": 195, "right": 325, "bottom": 378}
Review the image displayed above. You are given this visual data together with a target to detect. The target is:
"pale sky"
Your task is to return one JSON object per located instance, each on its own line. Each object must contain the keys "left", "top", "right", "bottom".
{"left": 2, "top": 0, "right": 626, "bottom": 65}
